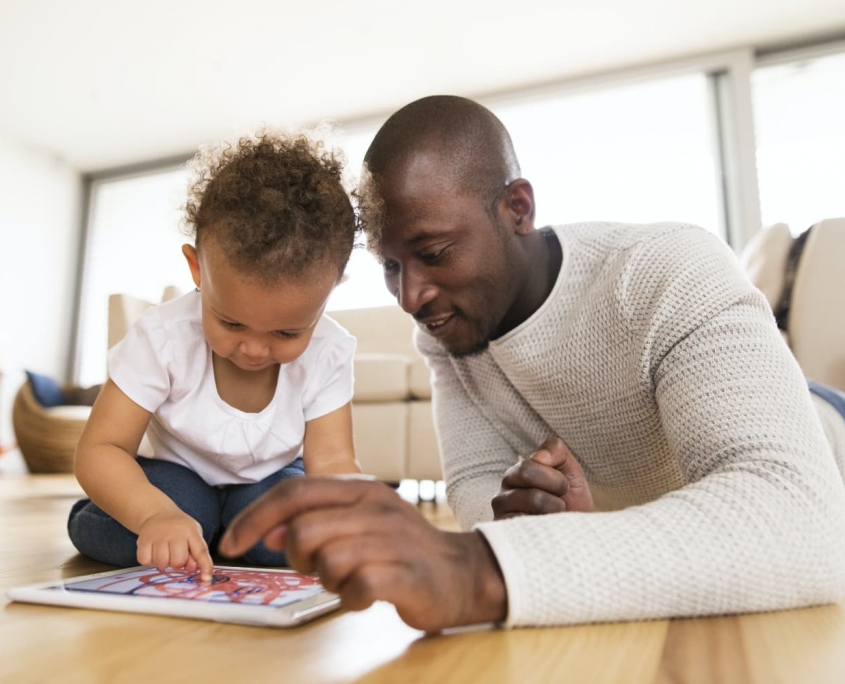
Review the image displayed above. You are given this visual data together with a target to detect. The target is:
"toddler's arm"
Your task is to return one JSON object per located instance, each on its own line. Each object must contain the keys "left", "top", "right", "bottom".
{"left": 74, "top": 379, "right": 213, "bottom": 581}
{"left": 302, "top": 402, "right": 362, "bottom": 476}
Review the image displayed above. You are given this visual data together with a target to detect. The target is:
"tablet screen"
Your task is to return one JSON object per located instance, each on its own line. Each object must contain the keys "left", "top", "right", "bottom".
{"left": 51, "top": 567, "right": 324, "bottom": 609}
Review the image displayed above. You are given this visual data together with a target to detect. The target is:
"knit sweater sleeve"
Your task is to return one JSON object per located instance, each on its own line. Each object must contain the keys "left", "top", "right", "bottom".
{"left": 475, "top": 228, "right": 845, "bottom": 627}
{"left": 415, "top": 327, "right": 522, "bottom": 528}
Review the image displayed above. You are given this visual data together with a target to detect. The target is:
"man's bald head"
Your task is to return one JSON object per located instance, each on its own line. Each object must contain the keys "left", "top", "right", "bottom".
{"left": 356, "top": 96, "right": 521, "bottom": 252}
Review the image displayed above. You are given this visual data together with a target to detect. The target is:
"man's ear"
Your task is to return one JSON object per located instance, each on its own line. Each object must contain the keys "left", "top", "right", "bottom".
{"left": 503, "top": 179, "right": 536, "bottom": 236}
{"left": 182, "top": 244, "right": 201, "bottom": 289}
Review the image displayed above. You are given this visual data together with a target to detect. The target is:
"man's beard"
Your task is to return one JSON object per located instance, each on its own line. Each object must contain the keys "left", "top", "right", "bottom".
{"left": 444, "top": 314, "right": 492, "bottom": 358}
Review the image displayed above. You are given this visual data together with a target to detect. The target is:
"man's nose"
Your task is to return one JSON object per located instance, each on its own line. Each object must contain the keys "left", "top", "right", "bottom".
{"left": 396, "top": 266, "right": 436, "bottom": 316}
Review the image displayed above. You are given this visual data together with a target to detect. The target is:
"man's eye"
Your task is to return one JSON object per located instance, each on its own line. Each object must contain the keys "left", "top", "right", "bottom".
{"left": 420, "top": 247, "right": 447, "bottom": 264}
{"left": 383, "top": 259, "right": 399, "bottom": 276}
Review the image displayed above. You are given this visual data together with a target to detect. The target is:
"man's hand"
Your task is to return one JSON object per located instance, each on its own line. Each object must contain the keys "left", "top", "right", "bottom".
{"left": 136, "top": 511, "right": 213, "bottom": 583}
{"left": 492, "top": 437, "right": 594, "bottom": 520}
{"left": 218, "top": 478, "right": 508, "bottom": 632}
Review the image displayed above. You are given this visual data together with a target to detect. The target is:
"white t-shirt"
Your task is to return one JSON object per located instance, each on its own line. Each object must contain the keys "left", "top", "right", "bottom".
{"left": 107, "top": 292, "right": 356, "bottom": 485}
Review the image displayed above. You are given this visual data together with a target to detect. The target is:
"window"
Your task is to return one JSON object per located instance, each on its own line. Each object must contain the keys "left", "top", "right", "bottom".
{"left": 753, "top": 50, "right": 845, "bottom": 234}
{"left": 495, "top": 73, "right": 723, "bottom": 237}
{"left": 73, "top": 66, "right": 744, "bottom": 384}
{"left": 76, "top": 168, "right": 194, "bottom": 386}
{"left": 334, "top": 73, "right": 726, "bottom": 315}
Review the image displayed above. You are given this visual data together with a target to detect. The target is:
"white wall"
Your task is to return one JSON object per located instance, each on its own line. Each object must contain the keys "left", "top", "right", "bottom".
{"left": 0, "top": 136, "right": 81, "bottom": 450}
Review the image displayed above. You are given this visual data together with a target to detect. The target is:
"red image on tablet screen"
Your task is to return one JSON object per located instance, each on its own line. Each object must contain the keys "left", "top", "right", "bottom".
{"left": 55, "top": 567, "right": 324, "bottom": 608}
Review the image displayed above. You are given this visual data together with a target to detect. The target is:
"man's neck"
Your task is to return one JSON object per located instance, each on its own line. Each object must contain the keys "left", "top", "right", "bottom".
{"left": 495, "top": 228, "right": 563, "bottom": 338}
{"left": 539, "top": 227, "right": 563, "bottom": 301}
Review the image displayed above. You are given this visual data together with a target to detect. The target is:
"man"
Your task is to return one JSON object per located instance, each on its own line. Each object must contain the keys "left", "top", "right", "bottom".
{"left": 220, "top": 96, "right": 845, "bottom": 631}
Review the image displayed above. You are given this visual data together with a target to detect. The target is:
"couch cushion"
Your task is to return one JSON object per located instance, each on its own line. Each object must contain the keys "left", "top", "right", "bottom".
{"left": 739, "top": 222, "right": 793, "bottom": 309}
{"left": 351, "top": 402, "right": 408, "bottom": 482}
{"left": 353, "top": 353, "right": 411, "bottom": 401}
{"left": 329, "top": 306, "right": 434, "bottom": 399}
{"left": 409, "top": 358, "right": 432, "bottom": 399}
{"left": 788, "top": 217, "right": 845, "bottom": 392}
{"left": 329, "top": 306, "right": 417, "bottom": 357}
{"left": 407, "top": 400, "right": 442, "bottom": 481}
{"left": 25, "top": 371, "right": 65, "bottom": 408}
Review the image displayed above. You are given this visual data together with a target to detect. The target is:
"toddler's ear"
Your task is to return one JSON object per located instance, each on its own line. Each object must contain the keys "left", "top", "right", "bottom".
{"left": 182, "top": 244, "right": 201, "bottom": 288}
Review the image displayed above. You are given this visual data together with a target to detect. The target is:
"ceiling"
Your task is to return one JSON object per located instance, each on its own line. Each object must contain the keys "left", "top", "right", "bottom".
{"left": 2, "top": 0, "right": 845, "bottom": 172}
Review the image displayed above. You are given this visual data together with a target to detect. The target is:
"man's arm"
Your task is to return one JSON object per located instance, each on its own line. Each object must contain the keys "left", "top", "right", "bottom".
{"left": 476, "top": 232, "right": 845, "bottom": 627}
{"left": 492, "top": 437, "right": 594, "bottom": 518}
{"left": 421, "top": 332, "right": 594, "bottom": 522}
{"left": 416, "top": 330, "right": 522, "bottom": 528}
{"left": 218, "top": 477, "right": 507, "bottom": 632}
{"left": 220, "top": 297, "right": 845, "bottom": 630}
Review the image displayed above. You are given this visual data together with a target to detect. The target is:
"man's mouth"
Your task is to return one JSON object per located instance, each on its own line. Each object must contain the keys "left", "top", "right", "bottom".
{"left": 417, "top": 313, "right": 459, "bottom": 338}
{"left": 424, "top": 314, "right": 453, "bottom": 330}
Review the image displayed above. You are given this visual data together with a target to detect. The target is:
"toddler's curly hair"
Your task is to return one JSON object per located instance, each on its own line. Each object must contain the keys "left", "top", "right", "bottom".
{"left": 351, "top": 163, "right": 387, "bottom": 260}
{"left": 184, "top": 130, "right": 357, "bottom": 284}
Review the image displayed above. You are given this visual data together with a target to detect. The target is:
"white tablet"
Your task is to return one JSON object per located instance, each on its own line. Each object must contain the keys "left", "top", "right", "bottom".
{"left": 7, "top": 565, "right": 341, "bottom": 627}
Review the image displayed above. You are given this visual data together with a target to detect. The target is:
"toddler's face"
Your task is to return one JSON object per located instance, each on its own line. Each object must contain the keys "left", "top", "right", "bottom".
{"left": 184, "top": 240, "right": 336, "bottom": 371}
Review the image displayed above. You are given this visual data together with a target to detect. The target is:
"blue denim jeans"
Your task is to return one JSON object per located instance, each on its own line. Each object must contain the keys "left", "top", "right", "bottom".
{"left": 67, "top": 456, "right": 305, "bottom": 568}
{"left": 809, "top": 380, "right": 845, "bottom": 422}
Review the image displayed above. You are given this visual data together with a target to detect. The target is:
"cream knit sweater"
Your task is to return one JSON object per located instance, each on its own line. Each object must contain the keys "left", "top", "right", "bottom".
{"left": 415, "top": 222, "right": 845, "bottom": 628}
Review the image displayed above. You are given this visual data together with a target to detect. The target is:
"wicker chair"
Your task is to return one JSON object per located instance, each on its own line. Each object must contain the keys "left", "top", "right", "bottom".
{"left": 11, "top": 380, "right": 92, "bottom": 473}
{"left": 10, "top": 287, "right": 182, "bottom": 474}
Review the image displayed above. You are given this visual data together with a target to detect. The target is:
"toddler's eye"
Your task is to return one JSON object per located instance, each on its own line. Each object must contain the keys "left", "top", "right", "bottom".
{"left": 274, "top": 331, "right": 302, "bottom": 340}
{"left": 221, "top": 320, "right": 244, "bottom": 330}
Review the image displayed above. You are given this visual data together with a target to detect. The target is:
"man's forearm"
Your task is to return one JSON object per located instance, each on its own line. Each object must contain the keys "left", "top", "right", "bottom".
{"left": 462, "top": 531, "right": 508, "bottom": 625}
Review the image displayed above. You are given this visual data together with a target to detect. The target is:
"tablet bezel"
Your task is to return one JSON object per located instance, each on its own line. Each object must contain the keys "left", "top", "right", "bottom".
{"left": 7, "top": 565, "right": 342, "bottom": 627}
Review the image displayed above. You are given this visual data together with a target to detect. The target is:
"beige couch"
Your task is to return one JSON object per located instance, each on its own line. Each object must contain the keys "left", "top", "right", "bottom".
{"left": 325, "top": 306, "right": 441, "bottom": 483}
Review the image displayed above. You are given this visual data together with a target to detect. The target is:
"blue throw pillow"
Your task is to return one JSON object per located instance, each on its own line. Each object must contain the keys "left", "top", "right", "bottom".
{"left": 25, "top": 370, "right": 66, "bottom": 408}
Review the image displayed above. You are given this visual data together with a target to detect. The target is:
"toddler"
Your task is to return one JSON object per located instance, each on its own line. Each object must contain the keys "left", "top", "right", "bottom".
{"left": 68, "top": 131, "right": 361, "bottom": 581}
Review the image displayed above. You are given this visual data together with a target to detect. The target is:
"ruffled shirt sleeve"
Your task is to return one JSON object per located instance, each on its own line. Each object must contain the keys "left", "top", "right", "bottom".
{"left": 107, "top": 306, "right": 173, "bottom": 413}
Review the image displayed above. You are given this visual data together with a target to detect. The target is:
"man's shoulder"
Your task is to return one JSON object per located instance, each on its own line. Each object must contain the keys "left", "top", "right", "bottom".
{"left": 552, "top": 221, "right": 712, "bottom": 250}
{"left": 554, "top": 222, "right": 730, "bottom": 276}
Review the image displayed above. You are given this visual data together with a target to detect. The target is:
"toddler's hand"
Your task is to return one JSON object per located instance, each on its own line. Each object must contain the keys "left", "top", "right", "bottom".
{"left": 136, "top": 511, "right": 214, "bottom": 583}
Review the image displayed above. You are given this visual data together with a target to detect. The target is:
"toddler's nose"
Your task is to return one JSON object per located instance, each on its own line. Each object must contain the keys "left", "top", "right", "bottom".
{"left": 239, "top": 337, "right": 269, "bottom": 358}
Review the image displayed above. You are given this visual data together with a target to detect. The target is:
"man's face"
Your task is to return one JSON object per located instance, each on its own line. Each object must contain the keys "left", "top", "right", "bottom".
{"left": 377, "top": 155, "right": 525, "bottom": 357}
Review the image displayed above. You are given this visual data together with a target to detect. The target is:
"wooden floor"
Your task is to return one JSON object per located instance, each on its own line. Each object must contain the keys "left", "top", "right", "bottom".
{"left": 4, "top": 460, "right": 845, "bottom": 683}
